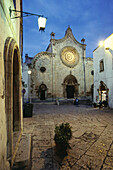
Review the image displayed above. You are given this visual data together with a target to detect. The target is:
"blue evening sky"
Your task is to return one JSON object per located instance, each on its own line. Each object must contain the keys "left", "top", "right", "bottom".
{"left": 23, "top": 0, "right": 113, "bottom": 61}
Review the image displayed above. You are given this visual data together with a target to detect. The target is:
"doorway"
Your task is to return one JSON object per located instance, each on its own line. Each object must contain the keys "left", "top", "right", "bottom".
{"left": 99, "top": 81, "right": 108, "bottom": 102}
{"left": 39, "top": 84, "right": 47, "bottom": 100}
{"left": 4, "top": 37, "right": 22, "bottom": 159}
{"left": 66, "top": 85, "right": 75, "bottom": 98}
{"left": 63, "top": 74, "right": 78, "bottom": 98}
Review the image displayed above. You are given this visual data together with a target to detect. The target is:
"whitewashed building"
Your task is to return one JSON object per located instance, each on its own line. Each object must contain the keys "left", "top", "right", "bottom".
{"left": 0, "top": 0, "right": 23, "bottom": 169}
{"left": 93, "top": 33, "right": 113, "bottom": 108}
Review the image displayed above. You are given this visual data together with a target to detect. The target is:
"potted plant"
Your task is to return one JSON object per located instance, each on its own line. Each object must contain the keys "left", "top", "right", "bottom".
{"left": 54, "top": 123, "right": 72, "bottom": 157}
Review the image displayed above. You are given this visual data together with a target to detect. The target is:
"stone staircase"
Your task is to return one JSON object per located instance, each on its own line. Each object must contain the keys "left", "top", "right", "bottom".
{"left": 30, "top": 97, "right": 92, "bottom": 106}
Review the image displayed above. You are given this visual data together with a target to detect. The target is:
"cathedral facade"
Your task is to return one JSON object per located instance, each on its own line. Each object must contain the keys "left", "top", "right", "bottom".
{"left": 27, "top": 27, "right": 93, "bottom": 101}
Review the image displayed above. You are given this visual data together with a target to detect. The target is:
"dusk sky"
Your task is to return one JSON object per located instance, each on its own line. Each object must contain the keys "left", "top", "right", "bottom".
{"left": 23, "top": 0, "right": 113, "bottom": 61}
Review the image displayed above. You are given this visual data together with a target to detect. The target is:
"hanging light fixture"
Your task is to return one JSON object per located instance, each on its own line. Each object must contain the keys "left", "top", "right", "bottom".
{"left": 9, "top": 6, "right": 47, "bottom": 31}
{"left": 38, "top": 17, "right": 47, "bottom": 31}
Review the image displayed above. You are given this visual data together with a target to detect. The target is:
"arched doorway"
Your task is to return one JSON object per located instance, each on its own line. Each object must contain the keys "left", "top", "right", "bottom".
{"left": 39, "top": 84, "right": 47, "bottom": 100}
{"left": 63, "top": 74, "right": 79, "bottom": 98}
{"left": 91, "top": 84, "right": 94, "bottom": 101}
{"left": 98, "top": 81, "right": 109, "bottom": 102}
{"left": 13, "top": 49, "right": 20, "bottom": 131}
{"left": 4, "top": 37, "right": 22, "bottom": 160}
{"left": 66, "top": 85, "right": 75, "bottom": 98}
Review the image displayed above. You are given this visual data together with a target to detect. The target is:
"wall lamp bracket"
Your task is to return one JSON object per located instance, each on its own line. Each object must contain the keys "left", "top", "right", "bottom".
{"left": 105, "top": 48, "right": 109, "bottom": 50}
{"left": 9, "top": 6, "right": 47, "bottom": 31}
{"left": 9, "top": 6, "right": 45, "bottom": 19}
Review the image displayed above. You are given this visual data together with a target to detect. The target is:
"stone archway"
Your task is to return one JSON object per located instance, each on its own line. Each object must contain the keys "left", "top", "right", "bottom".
{"left": 63, "top": 74, "right": 79, "bottom": 98}
{"left": 4, "top": 37, "right": 22, "bottom": 160}
{"left": 39, "top": 84, "right": 47, "bottom": 100}
{"left": 98, "top": 81, "right": 109, "bottom": 102}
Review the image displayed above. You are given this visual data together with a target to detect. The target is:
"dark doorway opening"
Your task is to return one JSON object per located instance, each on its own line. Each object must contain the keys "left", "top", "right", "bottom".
{"left": 39, "top": 84, "right": 47, "bottom": 100}
{"left": 40, "top": 90, "right": 45, "bottom": 100}
{"left": 13, "top": 49, "right": 19, "bottom": 131}
{"left": 63, "top": 74, "right": 78, "bottom": 98}
{"left": 91, "top": 84, "right": 94, "bottom": 101}
{"left": 66, "top": 85, "right": 75, "bottom": 98}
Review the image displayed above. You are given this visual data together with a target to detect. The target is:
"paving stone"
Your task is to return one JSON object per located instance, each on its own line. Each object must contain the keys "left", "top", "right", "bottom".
{"left": 23, "top": 104, "right": 113, "bottom": 169}
{"left": 32, "top": 147, "right": 52, "bottom": 158}
{"left": 32, "top": 158, "right": 53, "bottom": 170}
{"left": 102, "top": 164, "right": 113, "bottom": 169}
{"left": 32, "top": 140, "right": 51, "bottom": 147}
{"left": 108, "top": 143, "right": 113, "bottom": 156}
{"left": 105, "top": 156, "right": 113, "bottom": 167}
{"left": 76, "top": 154, "right": 102, "bottom": 169}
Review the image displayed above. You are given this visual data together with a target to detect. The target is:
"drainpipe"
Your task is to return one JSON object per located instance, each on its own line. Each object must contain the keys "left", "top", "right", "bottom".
{"left": 50, "top": 32, "right": 55, "bottom": 101}
{"left": 81, "top": 38, "right": 86, "bottom": 96}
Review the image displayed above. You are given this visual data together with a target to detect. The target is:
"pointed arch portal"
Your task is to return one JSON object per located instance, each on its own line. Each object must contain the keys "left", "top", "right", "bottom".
{"left": 39, "top": 84, "right": 47, "bottom": 100}
{"left": 63, "top": 74, "right": 79, "bottom": 98}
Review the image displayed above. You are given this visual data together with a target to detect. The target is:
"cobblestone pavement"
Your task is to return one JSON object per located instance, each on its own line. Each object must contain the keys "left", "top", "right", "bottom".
{"left": 23, "top": 104, "right": 113, "bottom": 170}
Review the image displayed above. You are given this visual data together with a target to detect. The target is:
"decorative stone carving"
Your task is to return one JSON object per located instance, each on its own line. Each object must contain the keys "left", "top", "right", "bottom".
{"left": 60, "top": 46, "right": 79, "bottom": 67}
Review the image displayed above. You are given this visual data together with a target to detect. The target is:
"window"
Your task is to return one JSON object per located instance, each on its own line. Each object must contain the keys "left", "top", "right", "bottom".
{"left": 13, "top": 0, "right": 16, "bottom": 9}
{"left": 40, "top": 67, "right": 46, "bottom": 73}
{"left": 91, "top": 70, "right": 94, "bottom": 75}
{"left": 100, "top": 60, "right": 104, "bottom": 72}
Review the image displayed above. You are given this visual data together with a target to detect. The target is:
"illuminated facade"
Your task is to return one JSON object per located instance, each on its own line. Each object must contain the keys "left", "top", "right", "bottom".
{"left": 93, "top": 33, "right": 113, "bottom": 108}
{"left": 0, "top": 0, "right": 23, "bottom": 169}
{"left": 24, "top": 27, "right": 93, "bottom": 102}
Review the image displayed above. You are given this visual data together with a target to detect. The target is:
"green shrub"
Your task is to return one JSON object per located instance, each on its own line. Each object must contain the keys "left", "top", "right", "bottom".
{"left": 54, "top": 123, "right": 72, "bottom": 156}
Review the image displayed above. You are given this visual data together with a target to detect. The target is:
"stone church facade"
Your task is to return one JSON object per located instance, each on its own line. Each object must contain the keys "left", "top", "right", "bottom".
{"left": 29, "top": 27, "right": 93, "bottom": 101}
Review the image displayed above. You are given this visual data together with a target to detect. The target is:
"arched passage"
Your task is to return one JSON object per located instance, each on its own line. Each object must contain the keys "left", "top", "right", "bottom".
{"left": 91, "top": 84, "right": 94, "bottom": 101}
{"left": 98, "top": 81, "right": 109, "bottom": 102}
{"left": 63, "top": 74, "right": 79, "bottom": 98}
{"left": 4, "top": 37, "right": 22, "bottom": 159}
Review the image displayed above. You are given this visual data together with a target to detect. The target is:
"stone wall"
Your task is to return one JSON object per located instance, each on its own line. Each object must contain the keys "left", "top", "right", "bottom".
{"left": 0, "top": 0, "right": 23, "bottom": 169}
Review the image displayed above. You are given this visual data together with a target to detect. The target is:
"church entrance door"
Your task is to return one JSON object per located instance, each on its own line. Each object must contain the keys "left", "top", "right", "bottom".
{"left": 66, "top": 85, "right": 75, "bottom": 98}
{"left": 39, "top": 84, "right": 47, "bottom": 100}
{"left": 63, "top": 74, "right": 78, "bottom": 98}
{"left": 40, "top": 90, "right": 45, "bottom": 100}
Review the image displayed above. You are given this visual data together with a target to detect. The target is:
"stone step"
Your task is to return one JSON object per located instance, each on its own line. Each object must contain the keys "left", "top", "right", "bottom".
{"left": 12, "top": 134, "right": 31, "bottom": 170}
{"left": 30, "top": 98, "right": 92, "bottom": 105}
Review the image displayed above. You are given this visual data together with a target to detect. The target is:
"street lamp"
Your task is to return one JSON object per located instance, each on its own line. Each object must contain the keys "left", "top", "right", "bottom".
{"left": 28, "top": 70, "right": 31, "bottom": 75}
{"left": 9, "top": 6, "right": 47, "bottom": 31}
{"left": 28, "top": 70, "right": 31, "bottom": 103}
{"left": 99, "top": 41, "right": 104, "bottom": 47}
